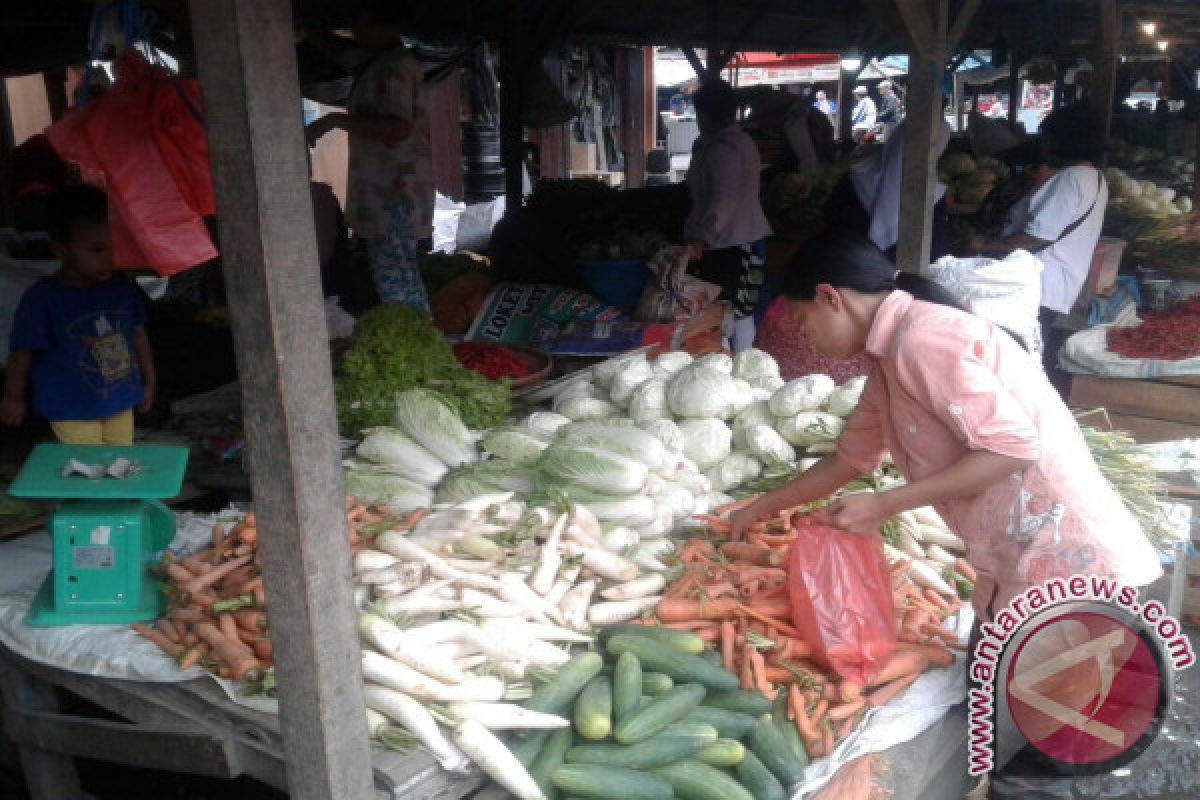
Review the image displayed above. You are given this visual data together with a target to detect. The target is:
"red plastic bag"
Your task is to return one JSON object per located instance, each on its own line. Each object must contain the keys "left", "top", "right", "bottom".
{"left": 46, "top": 51, "right": 217, "bottom": 276}
{"left": 787, "top": 519, "right": 897, "bottom": 687}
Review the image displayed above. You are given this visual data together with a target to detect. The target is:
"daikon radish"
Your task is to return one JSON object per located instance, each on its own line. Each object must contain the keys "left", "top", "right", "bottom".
{"left": 365, "top": 707, "right": 390, "bottom": 739}
{"left": 361, "top": 651, "right": 504, "bottom": 703}
{"left": 359, "top": 612, "right": 464, "bottom": 683}
{"left": 907, "top": 561, "right": 955, "bottom": 596}
{"left": 363, "top": 684, "right": 470, "bottom": 772}
{"left": 530, "top": 514, "right": 568, "bottom": 595}
{"left": 924, "top": 544, "right": 957, "bottom": 567}
{"left": 560, "top": 579, "right": 596, "bottom": 630}
{"left": 600, "top": 573, "right": 666, "bottom": 601}
{"left": 911, "top": 506, "right": 946, "bottom": 528}
{"left": 453, "top": 720, "right": 546, "bottom": 800}
{"left": 587, "top": 596, "right": 663, "bottom": 626}
{"left": 564, "top": 543, "right": 639, "bottom": 583}
{"left": 376, "top": 533, "right": 501, "bottom": 591}
{"left": 499, "top": 574, "right": 566, "bottom": 625}
{"left": 445, "top": 702, "right": 569, "bottom": 730}
{"left": 460, "top": 588, "right": 524, "bottom": 617}
{"left": 918, "top": 526, "right": 965, "bottom": 552}
{"left": 479, "top": 619, "right": 594, "bottom": 644}
{"left": 354, "top": 550, "right": 398, "bottom": 574}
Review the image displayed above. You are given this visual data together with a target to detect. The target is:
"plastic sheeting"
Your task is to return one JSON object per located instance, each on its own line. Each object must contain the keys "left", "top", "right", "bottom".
{"left": 796, "top": 608, "right": 974, "bottom": 799}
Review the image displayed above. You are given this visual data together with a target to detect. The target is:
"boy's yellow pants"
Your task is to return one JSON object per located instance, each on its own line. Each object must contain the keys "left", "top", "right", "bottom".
{"left": 50, "top": 409, "right": 134, "bottom": 446}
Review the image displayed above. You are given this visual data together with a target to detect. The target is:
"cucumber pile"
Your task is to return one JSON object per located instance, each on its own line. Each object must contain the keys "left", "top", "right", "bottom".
{"left": 512, "top": 625, "right": 809, "bottom": 800}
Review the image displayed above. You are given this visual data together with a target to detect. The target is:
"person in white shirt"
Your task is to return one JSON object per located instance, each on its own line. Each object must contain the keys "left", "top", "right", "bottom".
{"left": 970, "top": 103, "right": 1107, "bottom": 386}
{"left": 684, "top": 79, "right": 773, "bottom": 352}
{"left": 850, "top": 86, "right": 877, "bottom": 142}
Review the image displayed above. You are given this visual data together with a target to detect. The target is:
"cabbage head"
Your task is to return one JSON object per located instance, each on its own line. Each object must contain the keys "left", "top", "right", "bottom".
{"left": 676, "top": 418, "right": 732, "bottom": 470}
{"left": 667, "top": 365, "right": 738, "bottom": 419}
{"left": 768, "top": 375, "right": 836, "bottom": 417}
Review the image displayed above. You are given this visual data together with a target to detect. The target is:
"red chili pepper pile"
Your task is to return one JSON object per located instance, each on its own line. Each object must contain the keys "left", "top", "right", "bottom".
{"left": 1106, "top": 298, "right": 1200, "bottom": 361}
{"left": 452, "top": 342, "right": 535, "bottom": 381}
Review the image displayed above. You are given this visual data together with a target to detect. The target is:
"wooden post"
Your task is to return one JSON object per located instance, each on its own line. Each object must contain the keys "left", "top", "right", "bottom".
{"left": 538, "top": 55, "right": 571, "bottom": 181}
{"left": 894, "top": 0, "right": 980, "bottom": 274}
{"left": 621, "top": 48, "right": 649, "bottom": 189}
{"left": 1093, "top": 0, "right": 1120, "bottom": 164}
{"left": 187, "top": 3, "right": 374, "bottom": 800}
{"left": 499, "top": 19, "right": 526, "bottom": 211}
{"left": 837, "top": 69, "right": 852, "bottom": 140}
{"left": 896, "top": 48, "right": 942, "bottom": 272}
{"left": 1193, "top": 121, "right": 1200, "bottom": 208}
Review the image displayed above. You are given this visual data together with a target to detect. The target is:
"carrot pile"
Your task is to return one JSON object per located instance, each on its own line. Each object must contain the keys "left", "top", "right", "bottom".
{"left": 133, "top": 499, "right": 399, "bottom": 682}
{"left": 651, "top": 501, "right": 963, "bottom": 760}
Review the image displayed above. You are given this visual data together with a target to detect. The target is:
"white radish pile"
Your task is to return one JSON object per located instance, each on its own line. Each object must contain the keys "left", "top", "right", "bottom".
{"left": 881, "top": 506, "right": 968, "bottom": 599}
{"left": 351, "top": 493, "right": 670, "bottom": 793}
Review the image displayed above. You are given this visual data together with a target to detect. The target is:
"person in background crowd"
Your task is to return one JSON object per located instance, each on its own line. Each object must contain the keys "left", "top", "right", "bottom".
{"left": 684, "top": 79, "right": 772, "bottom": 353}
{"left": 733, "top": 231, "right": 1161, "bottom": 800}
{"left": 814, "top": 89, "right": 836, "bottom": 122}
{"left": 303, "top": 4, "right": 434, "bottom": 311}
{"left": 876, "top": 80, "right": 902, "bottom": 139}
{"left": 2, "top": 186, "right": 155, "bottom": 445}
{"left": 850, "top": 86, "right": 877, "bottom": 142}
{"left": 969, "top": 103, "right": 1108, "bottom": 386}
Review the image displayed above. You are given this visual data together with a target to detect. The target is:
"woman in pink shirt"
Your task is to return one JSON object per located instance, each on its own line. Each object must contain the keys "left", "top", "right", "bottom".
{"left": 731, "top": 232, "right": 1161, "bottom": 799}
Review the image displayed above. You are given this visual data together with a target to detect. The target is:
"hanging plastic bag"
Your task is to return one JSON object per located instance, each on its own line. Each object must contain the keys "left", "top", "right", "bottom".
{"left": 787, "top": 519, "right": 896, "bottom": 687}
{"left": 46, "top": 50, "right": 217, "bottom": 275}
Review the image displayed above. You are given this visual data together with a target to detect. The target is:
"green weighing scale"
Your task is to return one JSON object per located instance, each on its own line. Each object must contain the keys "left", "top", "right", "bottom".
{"left": 8, "top": 444, "right": 189, "bottom": 627}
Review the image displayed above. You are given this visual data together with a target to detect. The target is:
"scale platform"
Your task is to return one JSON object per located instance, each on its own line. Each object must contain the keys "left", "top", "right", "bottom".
{"left": 9, "top": 444, "right": 189, "bottom": 627}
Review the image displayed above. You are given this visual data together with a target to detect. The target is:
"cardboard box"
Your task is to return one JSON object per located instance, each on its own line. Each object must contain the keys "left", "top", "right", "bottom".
{"left": 569, "top": 141, "right": 596, "bottom": 172}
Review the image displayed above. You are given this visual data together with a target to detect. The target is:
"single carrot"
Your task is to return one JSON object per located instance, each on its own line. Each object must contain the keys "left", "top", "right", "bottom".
{"left": 183, "top": 632, "right": 199, "bottom": 647}
{"left": 170, "top": 607, "right": 209, "bottom": 625}
{"left": 828, "top": 698, "right": 866, "bottom": 721}
{"left": 790, "top": 685, "right": 822, "bottom": 755}
{"left": 178, "top": 645, "right": 205, "bottom": 670}
{"left": 165, "top": 564, "right": 195, "bottom": 585}
{"left": 251, "top": 638, "right": 273, "bottom": 662}
{"left": 740, "top": 647, "right": 754, "bottom": 690}
{"left": 190, "top": 590, "right": 217, "bottom": 610}
{"left": 924, "top": 589, "right": 952, "bottom": 612}
{"left": 720, "top": 542, "right": 783, "bottom": 567}
{"left": 953, "top": 558, "right": 977, "bottom": 584}
{"left": 253, "top": 583, "right": 266, "bottom": 608}
{"left": 865, "top": 672, "right": 920, "bottom": 707}
{"left": 737, "top": 604, "right": 801, "bottom": 636}
{"left": 820, "top": 721, "right": 835, "bottom": 758}
{"left": 748, "top": 647, "right": 771, "bottom": 695}
{"left": 211, "top": 524, "right": 226, "bottom": 557}
{"left": 837, "top": 713, "right": 858, "bottom": 742}
{"left": 720, "top": 621, "right": 736, "bottom": 673}
{"left": 133, "top": 623, "right": 182, "bottom": 656}
{"left": 193, "top": 622, "right": 262, "bottom": 683}
{"left": 713, "top": 495, "right": 762, "bottom": 516}
{"left": 157, "top": 619, "right": 181, "bottom": 643}
{"left": 233, "top": 610, "right": 268, "bottom": 632}
{"left": 837, "top": 680, "right": 863, "bottom": 705}
{"left": 217, "top": 612, "right": 240, "bottom": 643}
{"left": 810, "top": 696, "right": 830, "bottom": 728}
{"left": 182, "top": 554, "right": 214, "bottom": 575}
{"left": 181, "top": 554, "right": 254, "bottom": 598}
{"left": 655, "top": 595, "right": 740, "bottom": 622}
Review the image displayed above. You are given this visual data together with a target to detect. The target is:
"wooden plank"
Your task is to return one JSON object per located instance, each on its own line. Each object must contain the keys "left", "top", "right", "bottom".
{"left": 0, "top": 656, "right": 83, "bottom": 800}
{"left": 946, "top": 0, "right": 981, "bottom": 50}
{"left": 895, "top": 47, "right": 941, "bottom": 275}
{"left": 187, "top": 3, "right": 375, "bottom": 800}
{"left": 1068, "top": 376, "right": 1200, "bottom": 426}
{"left": 893, "top": 0, "right": 936, "bottom": 60}
{"left": 1099, "top": 413, "right": 1200, "bottom": 444}
{"left": 4, "top": 707, "right": 238, "bottom": 777}
{"left": 500, "top": 2, "right": 527, "bottom": 210}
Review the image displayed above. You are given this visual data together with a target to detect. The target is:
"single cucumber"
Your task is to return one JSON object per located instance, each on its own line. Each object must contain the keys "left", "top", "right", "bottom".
{"left": 597, "top": 624, "right": 705, "bottom": 654}
{"left": 651, "top": 759, "right": 756, "bottom": 800}
{"left": 574, "top": 675, "right": 613, "bottom": 740}
{"left": 771, "top": 690, "right": 810, "bottom": 769}
{"left": 682, "top": 706, "right": 757, "bottom": 740}
{"left": 612, "top": 652, "right": 642, "bottom": 726}
{"left": 658, "top": 721, "right": 719, "bottom": 741}
{"left": 605, "top": 634, "right": 739, "bottom": 690}
{"left": 531, "top": 728, "right": 575, "bottom": 800}
{"left": 566, "top": 737, "right": 710, "bottom": 769}
{"left": 527, "top": 652, "right": 605, "bottom": 715}
{"left": 735, "top": 750, "right": 787, "bottom": 800}
{"left": 641, "top": 671, "right": 674, "bottom": 696}
{"left": 551, "top": 764, "right": 674, "bottom": 800}
{"left": 512, "top": 730, "right": 551, "bottom": 769}
{"left": 614, "top": 683, "right": 707, "bottom": 744}
{"left": 749, "top": 714, "right": 806, "bottom": 787}
{"left": 695, "top": 738, "right": 746, "bottom": 768}
{"left": 703, "top": 689, "right": 773, "bottom": 716}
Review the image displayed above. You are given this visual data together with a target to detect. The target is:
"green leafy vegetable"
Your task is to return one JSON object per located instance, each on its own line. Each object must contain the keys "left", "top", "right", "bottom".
{"left": 334, "top": 305, "right": 510, "bottom": 435}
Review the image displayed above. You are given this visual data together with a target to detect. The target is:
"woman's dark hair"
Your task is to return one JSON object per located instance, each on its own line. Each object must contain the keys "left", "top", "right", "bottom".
{"left": 46, "top": 184, "right": 108, "bottom": 245}
{"left": 1040, "top": 102, "right": 1104, "bottom": 166}
{"left": 780, "top": 230, "right": 965, "bottom": 309}
{"left": 693, "top": 79, "right": 738, "bottom": 124}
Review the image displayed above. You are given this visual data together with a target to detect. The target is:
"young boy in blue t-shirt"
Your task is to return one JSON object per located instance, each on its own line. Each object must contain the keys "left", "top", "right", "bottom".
{"left": 1, "top": 185, "right": 156, "bottom": 445}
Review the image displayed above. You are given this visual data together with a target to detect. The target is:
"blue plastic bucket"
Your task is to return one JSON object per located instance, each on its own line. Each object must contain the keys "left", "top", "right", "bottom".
{"left": 578, "top": 259, "right": 652, "bottom": 312}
